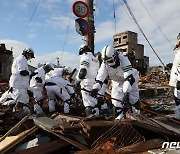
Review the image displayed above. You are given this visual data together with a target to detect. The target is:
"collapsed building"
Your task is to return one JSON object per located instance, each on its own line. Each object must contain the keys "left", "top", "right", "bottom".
{"left": 0, "top": 43, "right": 13, "bottom": 82}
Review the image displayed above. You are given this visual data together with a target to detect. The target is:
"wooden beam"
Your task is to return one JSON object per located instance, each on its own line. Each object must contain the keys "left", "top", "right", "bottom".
{"left": 34, "top": 117, "right": 89, "bottom": 150}
{"left": 0, "top": 126, "right": 38, "bottom": 154}
{"left": 0, "top": 114, "right": 30, "bottom": 142}
{"left": 117, "top": 138, "right": 165, "bottom": 153}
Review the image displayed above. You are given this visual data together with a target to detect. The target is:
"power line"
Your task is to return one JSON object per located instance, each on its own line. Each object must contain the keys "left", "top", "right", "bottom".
{"left": 59, "top": 15, "right": 72, "bottom": 61}
{"left": 139, "top": 0, "right": 174, "bottom": 48}
{"left": 118, "top": 0, "right": 134, "bottom": 22}
{"left": 122, "top": 0, "right": 165, "bottom": 67}
{"left": 113, "top": 0, "right": 117, "bottom": 34}
{"left": 94, "top": 0, "right": 98, "bottom": 23}
{"left": 19, "top": 0, "right": 41, "bottom": 40}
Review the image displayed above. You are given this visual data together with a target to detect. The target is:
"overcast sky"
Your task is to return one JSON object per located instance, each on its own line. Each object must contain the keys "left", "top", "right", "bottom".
{"left": 0, "top": 0, "right": 179, "bottom": 69}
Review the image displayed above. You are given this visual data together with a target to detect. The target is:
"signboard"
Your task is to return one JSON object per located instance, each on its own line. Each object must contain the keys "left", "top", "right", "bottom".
{"left": 75, "top": 18, "right": 90, "bottom": 36}
{"left": 72, "top": 1, "right": 89, "bottom": 18}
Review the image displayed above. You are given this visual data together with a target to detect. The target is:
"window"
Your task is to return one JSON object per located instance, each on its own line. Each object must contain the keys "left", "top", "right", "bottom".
{"left": 114, "top": 38, "right": 118, "bottom": 42}
{"left": 123, "top": 35, "right": 127, "bottom": 39}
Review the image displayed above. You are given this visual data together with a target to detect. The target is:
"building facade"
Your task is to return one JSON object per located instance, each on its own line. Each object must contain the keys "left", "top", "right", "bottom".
{"left": 0, "top": 43, "right": 13, "bottom": 82}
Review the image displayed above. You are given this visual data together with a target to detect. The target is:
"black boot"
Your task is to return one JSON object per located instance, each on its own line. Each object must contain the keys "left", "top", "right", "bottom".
{"left": 85, "top": 106, "right": 92, "bottom": 117}
{"left": 112, "top": 106, "right": 124, "bottom": 118}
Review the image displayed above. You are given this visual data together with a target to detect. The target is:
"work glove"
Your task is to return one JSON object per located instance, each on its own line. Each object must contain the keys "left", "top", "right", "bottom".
{"left": 177, "top": 81, "right": 180, "bottom": 90}
{"left": 91, "top": 88, "right": 98, "bottom": 98}
{"left": 98, "top": 96, "right": 104, "bottom": 105}
{"left": 8, "top": 87, "right": 13, "bottom": 93}
{"left": 20, "top": 70, "right": 29, "bottom": 76}
{"left": 122, "top": 92, "right": 130, "bottom": 105}
{"left": 35, "top": 77, "right": 42, "bottom": 83}
{"left": 74, "top": 81, "right": 81, "bottom": 93}
{"left": 70, "top": 93, "right": 75, "bottom": 99}
{"left": 30, "top": 71, "right": 38, "bottom": 79}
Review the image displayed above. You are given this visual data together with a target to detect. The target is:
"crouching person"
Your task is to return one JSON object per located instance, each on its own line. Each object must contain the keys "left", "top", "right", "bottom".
{"left": 91, "top": 45, "right": 140, "bottom": 120}
{"left": 29, "top": 63, "right": 54, "bottom": 115}
{"left": 45, "top": 74, "right": 75, "bottom": 114}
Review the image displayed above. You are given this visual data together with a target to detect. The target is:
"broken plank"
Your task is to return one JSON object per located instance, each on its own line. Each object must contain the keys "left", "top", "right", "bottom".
{"left": 0, "top": 126, "right": 38, "bottom": 154}
{"left": 150, "top": 118, "right": 180, "bottom": 138}
{"left": 34, "top": 117, "right": 60, "bottom": 130}
{"left": 54, "top": 113, "right": 81, "bottom": 122}
{"left": 44, "top": 127, "right": 89, "bottom": 150}
{"left": 117, "top": 138, "right": 165, "bottom": 154}
{"left": 130, "top": 114, "right": 177, "bottom": 137}
{"left": 34, "top": 116, "right": 89, "bottom": 150}
{"left": 53, "top": 122, "right": 83, "bottom": 132}
{"left": 0, "top": 114, "right": 30, "bottom": 142}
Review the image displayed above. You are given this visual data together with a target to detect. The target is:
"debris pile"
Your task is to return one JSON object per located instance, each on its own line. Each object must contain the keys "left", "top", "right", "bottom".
{"left": 0, "top": 67, "right": 180, "bottom": 153}
{"left": 139, "top": 66, "right": 170, "bottom": 87}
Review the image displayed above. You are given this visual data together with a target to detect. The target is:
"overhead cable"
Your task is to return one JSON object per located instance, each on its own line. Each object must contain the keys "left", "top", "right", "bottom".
{"left": 113, "top": 0, "right": 117, "bottom": 34}
{"left": 94, "top": 0, "right": 98, "bottom": 23}
{"left": 59, "top": 15, "right": 72, "bottom": 61}
{"left": 139, "top": 0, "right": 174, "bottom": 48}
{"left": 19, "top": 0, "right": 41, "bottom": 40}
{"left": 122, "top": 0, "right": 165, "bottom": 67}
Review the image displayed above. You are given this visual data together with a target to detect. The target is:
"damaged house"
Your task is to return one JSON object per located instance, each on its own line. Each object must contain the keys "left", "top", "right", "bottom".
{"left": 0, "top": 43, "right": 13, "bottom": 82}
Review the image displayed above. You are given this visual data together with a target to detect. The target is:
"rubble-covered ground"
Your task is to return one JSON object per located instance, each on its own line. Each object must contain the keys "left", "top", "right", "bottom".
{"left": 0, "top": 66, "right": 179, "bottom": 154}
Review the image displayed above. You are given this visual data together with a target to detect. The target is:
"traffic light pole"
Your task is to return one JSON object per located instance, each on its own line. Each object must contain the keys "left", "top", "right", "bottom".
{"left": 85, "top": 0, "right": 95, "bottom": 54}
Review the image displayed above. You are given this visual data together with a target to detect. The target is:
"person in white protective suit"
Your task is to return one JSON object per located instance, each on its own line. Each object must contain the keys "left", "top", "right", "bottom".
{"left": 94, "top": 52, "right": 110, "bottom": 115}
{"left": 8, "top": 47, "right": 35, "bottom": 112}
{"left": 0, "top": 90, "right": 16, "bottom": 108}
{"left": 52, "top": 67, "right": 75, "bottom": 98}
{"left": 75, "top": 44, "right": 100, "bottom": 117}
{"left": 169, "top": 33, "right": 180, "bottom": 121}
{"left": 45, "top": 67, "right": 75, "bottom": 114}
{"left": 91, "top": 45, "right": 140, "bottom": 120}
{"left": 29, "top": 63, "right": 54, "bottom": 115}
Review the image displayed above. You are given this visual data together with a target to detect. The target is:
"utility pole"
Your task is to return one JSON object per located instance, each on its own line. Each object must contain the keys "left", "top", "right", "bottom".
{"left": 85, "top": 0, "right": 95, "bottom": 54}
{"left": 57, "top": 57, "right": 60, "bottom": 67}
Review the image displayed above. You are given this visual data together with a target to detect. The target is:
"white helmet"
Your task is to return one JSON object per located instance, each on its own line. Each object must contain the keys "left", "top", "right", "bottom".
{"left": 101, "top": 45, "right": 118, "bottom": 66}
{"left": 63, "top": 66, "right": 72, "bottom": 75}
{"left": 23, "top": 47, "right": 35, "bottom": 58}
{"left": 43, "top": 63, "right": 54, "bottom": 73}
{"left": 177, "top": 33, "right": 180, "bottom": 40}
